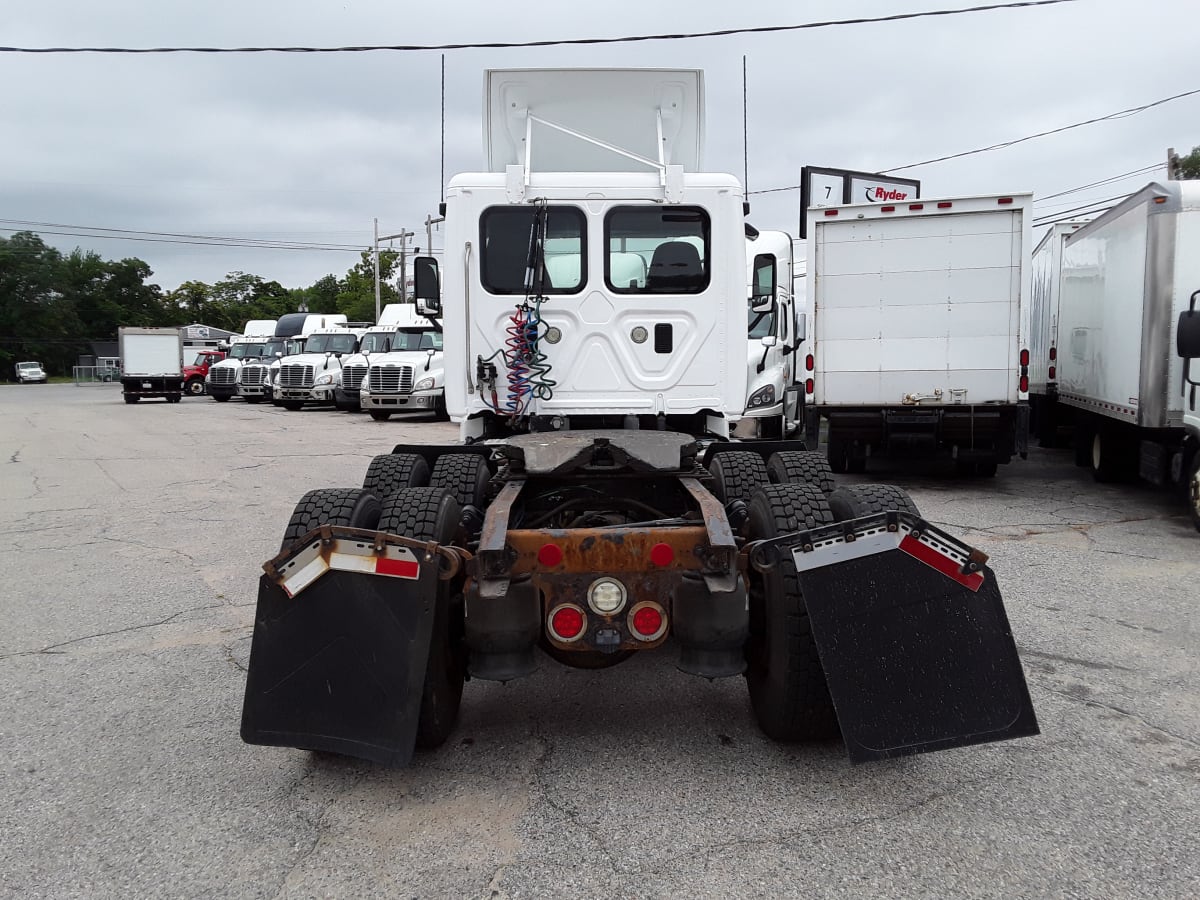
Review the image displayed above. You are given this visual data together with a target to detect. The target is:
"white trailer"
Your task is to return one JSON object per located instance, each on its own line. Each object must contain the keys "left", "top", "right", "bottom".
{"left": 804, "top": 193, "right": 1033, "bottom": 475}
{"left": 1049, "top": 181, "right": 1200, "bottom": 512}
{"left": 118, "top": 327, "right": 184, "bottom": 403}
{"left": 1028, "top": 221, "right": 1087, "bottom": 446}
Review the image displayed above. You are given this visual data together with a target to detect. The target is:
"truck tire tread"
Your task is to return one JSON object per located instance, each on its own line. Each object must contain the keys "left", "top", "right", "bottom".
{"left": 362, "top": 453, "right": 431, "bottom": 499}
{"left": 745, "top": 483, "right": 839, "bottom": 742}
{"left": 766, "top": 450, "right": 835, "bottom": 494}
{"left": 709, "top": 451, "right": 770, "bottom": 504}
{"left": 281, "top": 487, "right": 382, "bottom": 551}
{"left": 429, "top": 453, "right": 490, "bottom": 510}
{"left": 828, "top": 483, "right": 921, "bottom": 521}
{"left": 380, "top": 487, "right": 466, "bottom": 750}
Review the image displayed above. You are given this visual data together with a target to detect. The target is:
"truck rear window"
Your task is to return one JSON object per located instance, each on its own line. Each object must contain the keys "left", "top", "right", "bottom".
{"left": 605, "top": 207, "right": 710, "bottom": 294}
{"left": 480, "top": 206, "right": 585, "bottom": 295}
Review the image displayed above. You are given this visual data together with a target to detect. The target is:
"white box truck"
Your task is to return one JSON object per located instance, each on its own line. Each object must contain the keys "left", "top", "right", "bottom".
{"left": 803, "top": 193, "right": 1033, "bottom": 476}
{"left": 118, "top": 327, "right": 184, "bottom": 403}
{"left": 1050, "top": 181, "right": 1200, "bottom": 516}
{"left": 1028, "top": 220, "right": 1087, "bottom": 446}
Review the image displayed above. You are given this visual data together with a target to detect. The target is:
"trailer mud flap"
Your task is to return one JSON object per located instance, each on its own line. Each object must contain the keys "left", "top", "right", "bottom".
{"left": 777, "top": 514, "right": 1037, "bottom": 763}
{"left": 240, "top": 529, "right": 445, "bottom": 767}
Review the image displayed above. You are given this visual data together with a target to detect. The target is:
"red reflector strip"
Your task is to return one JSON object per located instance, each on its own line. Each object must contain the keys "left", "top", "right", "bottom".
{"left": 824, "top": 209, "right": 839, "bottom": 216}
{"left": 375, "top": 557, "right": 419, "bottom": 578}
{"left": 998, "top": 197, "right": 1013, "bottom": 205}
{"left": 880, "top": 205, "right": 895, "bottom": 212}
{"left": 909, "top": 203, "right": 924, "bottom": 210}
{"left": 898, "top": 535, "right": 984, "bottom": 592}
{"left": 937, "top": 201, "right": 953, "bottom": 209}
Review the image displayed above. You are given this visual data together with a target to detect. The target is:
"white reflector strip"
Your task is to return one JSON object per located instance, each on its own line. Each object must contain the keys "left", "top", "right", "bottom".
{"left": 276, "top": 538, "right": 421, "bottom": 598}
{"left": 790, "top": 529, "right": 900, "bottom": 571}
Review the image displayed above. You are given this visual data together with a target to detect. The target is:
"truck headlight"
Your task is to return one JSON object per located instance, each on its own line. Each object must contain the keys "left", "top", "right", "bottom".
{"left": 747, "top": 384, "right": 776, "bottom": 408}
{"left": 414, "top": 376, "right": 437, "bottom": 392}
{"left": 315, "top": 373, "right": 336, "bottom": 386}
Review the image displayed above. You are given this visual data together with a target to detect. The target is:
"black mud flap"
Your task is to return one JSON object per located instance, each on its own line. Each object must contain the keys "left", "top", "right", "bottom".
{"left": 784, "top": 513, "right": 1039, "bottom": 763}
{"left": 240, "top": 529, "right": 441, "bottom": 766}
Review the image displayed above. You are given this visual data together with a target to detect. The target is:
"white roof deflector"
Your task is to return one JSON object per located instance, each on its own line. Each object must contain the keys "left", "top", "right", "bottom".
{"left": 485, "top": 69, "right": 704, "bottom": 175}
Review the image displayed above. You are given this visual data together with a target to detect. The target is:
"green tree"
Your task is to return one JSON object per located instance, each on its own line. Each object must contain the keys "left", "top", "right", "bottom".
{"left": 0, "top": 232, "right": 84, "bottom": 376}
{"left": 337, "top": 250, "right": 399, "bottom": 323}
{"left": 1177, "top": 145, "right": 1200, "bottom": 180}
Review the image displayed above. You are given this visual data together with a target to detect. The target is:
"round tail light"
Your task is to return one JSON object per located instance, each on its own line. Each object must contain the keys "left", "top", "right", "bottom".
{"left": 548, "top": 604, "right": 586, "bottom": 642}
{"left": 628, "top": 602, "right": 668, "bottom": 642}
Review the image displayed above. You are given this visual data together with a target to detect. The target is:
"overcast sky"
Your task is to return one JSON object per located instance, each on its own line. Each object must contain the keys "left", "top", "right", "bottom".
{"left": 1, "top": 0, "right": 1194, "bottom": 293}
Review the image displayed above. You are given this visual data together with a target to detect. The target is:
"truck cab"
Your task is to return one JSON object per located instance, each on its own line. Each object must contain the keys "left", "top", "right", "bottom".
{"left": 182, "top": 350, "right": 226, "bottom": 396}
{"left": 737, "top": 230, "right": 803, "bottom": 439}
{"left": 335, "top": 304, "right": 427, "bottom": 413}
{"left": 275, "top": 326, "right": 366, "bottom": 410}
{"left": 358, "top": 316, "right": 446, "bottom": 421}
{"left": 206, "top": 337, "right": 276, "bottom": 402}
{"left": 15, "top": 361, "right": 47, "bottom": 384}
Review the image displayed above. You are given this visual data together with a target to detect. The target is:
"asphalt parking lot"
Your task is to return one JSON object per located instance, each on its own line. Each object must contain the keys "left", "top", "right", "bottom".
{"left": 1, "top": 383, "right": 1197, "bottom": 899}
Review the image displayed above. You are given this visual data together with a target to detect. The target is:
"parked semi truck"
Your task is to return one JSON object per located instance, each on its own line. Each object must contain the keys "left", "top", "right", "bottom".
{"left": 1044, "top": 181, "right": 1200, "bottom": 524}
{"left": 118, "top": 327, "right": 183, "bottom": 403}
{"left": 238, "top": 313, "right": 338, "bottom": 404}
{"left": 275, "top": 325, "right": 366, "bottom": 410}
{"left": 737, "top": 229, "right": 803, "bottom": 440}
{"left": 335, "top": 304, "right": 418, "bottom": 412}
{"left": 803, "top": 193, "right": 1033, "bottom": 476}
{"left": 358, "top": 306, "right": 446, "bottom": 421}
{"left": 241, "top": 68, "right": 1037, "bottom": 768}
{"left": 1028, "top": 221, "right": 1088, "bottom": 446}
{"left": 182, "top": 349, "right": 226, "bottom": 396}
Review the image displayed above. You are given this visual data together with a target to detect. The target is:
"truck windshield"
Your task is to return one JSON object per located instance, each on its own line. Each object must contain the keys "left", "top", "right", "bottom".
{"left": 391, "top": 329, "right": 443, "bottom": 352}
{"left": 228, "top": 343, "right": 268, "bottom": 359}
{"left": 360, "top": 332, "right": 392, "bottom": 353}
{"left": 305, "top": 333, "right": 358, "bottom": 354}
{"left": 18, "top": 362, "right": 39, "bottom": 369}
{"left": 191, "top": 353, "right": 212, "bottom": 366}
{"left": 606, "top": 207, "right": 710, "bottom": 294}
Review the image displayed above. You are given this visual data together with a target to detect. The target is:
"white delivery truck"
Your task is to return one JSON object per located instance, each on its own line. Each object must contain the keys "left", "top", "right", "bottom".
{"left": 335, "top": 304, "right": 420, "bottom": 412}
{"left": 118, "top": 326, "right": 184, "bottom": 404}
{"left": 736, "top": 229, "right": 804, "bottom": 439}
{"left": 240, "top": 68, "right": 1038, "bottom": 769}
{"left": 1028, "top": 221, "right": 1087, "bottom": 446}
{"left": 275, "top": 325, "right": 365, "bottom": 410}
{"left": 358, "top": 307, "right": 446, "bottom": 421}
{"left": 1051, "top": 181, "right": 1200, "bottom": 515}
{"left": 803, "top": 193, "right": 1033, "bottom": 476}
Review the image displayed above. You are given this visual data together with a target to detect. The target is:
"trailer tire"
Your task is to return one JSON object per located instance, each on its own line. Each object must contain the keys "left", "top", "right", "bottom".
{"left": 766, "top": 450, "right": 835, "bottom": 495}
{"left": 709, "top": 451, "right": 770, "bottom": 504}
{"left": 369, "top": 410, "right": 392, "bottom": 422}
{"left": 362, "top": 452, "right": 430, "bottom": 498}
{"left": 379, "top": 487, "right": 466, "bottom": 750}
{"left": 429, "top": 453, "right": 490, "bottom": 510}
{"left": 828, "top": 484, "right": 921, "bottom": 522}
{"left": 123, "top": 395, "right": 139, "bottom": 404}
{"left": 744, "top": 483, "right": 840, "bottom": 742}
{"left": 280, "top": 487, "right": 382, "bottom": 552}
{"left": 1091, "top": 430, "right": 1128, "bottom": 483}
{"left": 1187, "top": 451, "right": 1200, "bottom": 533}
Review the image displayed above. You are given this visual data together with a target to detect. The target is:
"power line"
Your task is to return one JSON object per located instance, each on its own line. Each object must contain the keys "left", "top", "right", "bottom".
{"left": 881, "top": 88, "right": 1200, "bottom": 173}
{"left": 0, "top": 226, "right": 362, "bottom": 252}
{"left": 749, "top": 88, "right": 1197, "bottom": 195}
{"left": 0, "top": 2, "right": 1077, "bottom": 54}
{"left": 0, "top": 217, "right": 364, "bottom": 250}
{"left": 1035, "top": 163, "right": 1162, "bottom": 202}
{"left": 1032, "top": 194, "right": 1128, "bottom": 225}
{"left": 1034, "top": 207, "right": 1112, "bottom": 228}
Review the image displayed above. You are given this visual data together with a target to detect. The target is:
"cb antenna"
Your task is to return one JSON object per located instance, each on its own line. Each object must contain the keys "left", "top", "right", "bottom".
{"left": 742, "top": 55, "right": 749, "bottom": 195}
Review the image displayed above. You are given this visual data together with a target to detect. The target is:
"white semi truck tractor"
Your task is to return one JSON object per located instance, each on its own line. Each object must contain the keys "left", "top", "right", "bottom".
{"left": 241, "top": 69, "right": 1037, "bottom": 768}
{"left": 358, "top": 306, "right": 446, "bottom": 421}
{"left": 335, "top": 304, "right": 419, "bottom": 412}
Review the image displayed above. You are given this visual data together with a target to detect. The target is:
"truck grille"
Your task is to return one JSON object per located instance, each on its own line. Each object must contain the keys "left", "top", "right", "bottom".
{"left": 209, "top": 367, "right": 237, "bottom": 386}
{"left": 368, "top": 365, "right": 414, "bottom": 394}
{"left": 279, "top": 364, "right": 314, "bottom": 389}
{"left": 239, "top": 366, "right": 267, "bottom": 386}
{"left": 341, "top": 365, "right": 368, "bottom": 391}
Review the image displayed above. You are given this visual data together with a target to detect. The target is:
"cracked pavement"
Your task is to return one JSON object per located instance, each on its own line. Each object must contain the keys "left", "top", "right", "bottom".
{"left": 1, "top": 384, "right": 1197, "bottom": 899}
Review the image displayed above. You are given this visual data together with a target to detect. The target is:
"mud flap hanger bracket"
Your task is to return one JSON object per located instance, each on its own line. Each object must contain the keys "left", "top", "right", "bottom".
{"left": 743, "top": 511, "right": 989, "bottom": 591}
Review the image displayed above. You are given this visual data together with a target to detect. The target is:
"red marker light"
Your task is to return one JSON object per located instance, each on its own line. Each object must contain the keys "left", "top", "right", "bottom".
{"left": 805, "top": 354, "right": 814, "bottom": 372}
{"left": 1048, "top": 366, "right": 1056, "bottom": 379}
{"left": 824, "top": 209, "right": 839, "bottom": 217}
{"left": 1049, "top": 347, "right": 1057, "bottom": 361}
{"left": 998, "top": 197, "right": 1014, "bottom": 205}
{"left": 806, "top": 378, "right": 814, "bottom": 394}
{"left": 909, "top": 203, "right": 924, "bottom": 211}
{"left": 538, "top": 543, "right": 563, "bottom": 567}
{"left": 1020, "top": 349, "right": 1030, "bottom": 366}
{"left": 1019, "top": 375, "right": 1029, "bottom": 392}
{"left": 880, "top": 205, "right": 896, "bottom": 213}
{"left": 649, "top": 543, "right": 674, "bottom": 567}
{"left": 937, "top": 201, "right": 953, "bottom": 209}
{"left": 550, "top": 605, "right": 585, "bottom": 641}
{"left": 632, "top": 606, "right": 663, "bottom": 638}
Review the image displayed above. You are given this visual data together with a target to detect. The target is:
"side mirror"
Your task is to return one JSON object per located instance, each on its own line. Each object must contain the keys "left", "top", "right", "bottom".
{"left": 414, "top": 256, "right": 441, "bottom": 317}
{"left": 275, "top": 351, "right": 283, "bottom": 358}
{"left": 760, "top": 335, "right": 778, "bottom": 348}
{"left": 425, "top": 347, "right": 436, "bottom": 371}
{"left": 752, "top": 252, "right": 776, "bottom": 301}
{"left": 794, "top": 312, "right": 807, "bottom": 344}
{"left": 1178, "top": 309, "right": 1200, "bottom": 360}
